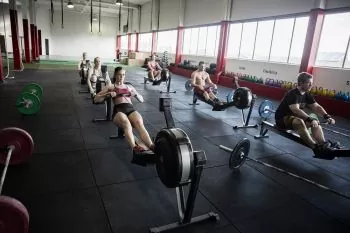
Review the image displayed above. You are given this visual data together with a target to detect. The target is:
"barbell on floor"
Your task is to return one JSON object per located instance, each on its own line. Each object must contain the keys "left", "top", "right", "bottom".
{"left": 16, "top": 83, "right": 43, "bottom": 115}
{"left": 219, "top": 138, "right": 350, "bottom": 199}
{"left": 0, "top": 127, "right": 34, "bottom": 233}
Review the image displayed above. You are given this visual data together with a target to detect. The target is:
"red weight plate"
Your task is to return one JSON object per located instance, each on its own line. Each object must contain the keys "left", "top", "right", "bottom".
{"left": 0, "top": 128, "right": 34, "bottom": 165}
{"left": 0, "top": 196, "right": 29, "bottom": 233}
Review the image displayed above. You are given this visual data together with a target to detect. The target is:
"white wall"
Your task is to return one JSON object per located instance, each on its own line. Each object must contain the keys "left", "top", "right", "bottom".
{"left": 36, "top": 6, "right": 51, "bottom": 55}
{"left": 313, "top": 67, "right": 350, "bottom": 93}
{"left": 0, "top": 3, "right": 25, "bottom": 54}
{"left": 46, "top": 10, "right": 117, "bottom": 59}
{"left": 140, "top": 2, "right": 152, "bottom": 32}
{"left": 225, "top": 59, "right": 300, "bottom": 84}
{"left": 326, "top": 0, "right": 350, "bottom": 9}
{"left": 159, "top": 0, "right": 180, "bottom": 30}
{"left": 184, "top": 0, "right": 227, "bottom": 26}
{"left": 231, "top": 0, "right": 314, "bottom": 21}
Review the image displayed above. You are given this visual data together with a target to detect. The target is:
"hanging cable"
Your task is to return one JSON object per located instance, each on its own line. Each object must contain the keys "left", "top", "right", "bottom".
{"left": 61, "top": 0, "right": 63, "bottom": 28}
{"left": 90, "top": 0, "right": 93, "bottom": 32}
{"left": 98, "top": 0, "right": 101, "bottom": 33}
{"left": 118, "top": 2, "right": 121, "bottom": 33}
{"left": 51, "top": 0, "right": 54, "bottom": 24}
{"left": 150, "top": 0, "right": 153, "bottom": 30}
{"left": 126, "top": 0, "right": 129, "bottom": 32}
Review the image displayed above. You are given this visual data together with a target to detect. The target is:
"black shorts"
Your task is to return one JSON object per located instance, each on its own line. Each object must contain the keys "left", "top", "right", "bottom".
{"left": 113, "top": 103, "right": 136, "bottom": 117}
{"left": 275, "top": 116, "right": 298, "bottom": 130}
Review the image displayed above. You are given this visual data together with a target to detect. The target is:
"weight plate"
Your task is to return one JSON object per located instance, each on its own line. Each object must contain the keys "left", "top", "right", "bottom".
{"left": 22, "top": 83, "right": 43, "bottom": 100}
{"left": 0, "top": 127, "right": 34, "bottom": 165}
{"left": 258, "top": 100, "right": 274, "bottom": 118}
{"left": 185, "top": 80, "right": 193, "bottom": 91}
{"left": 229, "top": 138, "right": 250, "bottom": 170}
{"left": 155, "top": 128, "right": 194, "bottom": 188}
{"left": 0, "top": 196, "right": 29, "bottom": 233}
{"left": 226, "top": 91, "right": 234, "bottom": 103}
{"left": 16, "top": 92, "right": 41, "bottom": 115}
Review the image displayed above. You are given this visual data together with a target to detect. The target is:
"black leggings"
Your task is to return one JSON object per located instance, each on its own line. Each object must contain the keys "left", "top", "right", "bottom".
{"left": 113, "top": 103, "right": 136, "bottom": 118}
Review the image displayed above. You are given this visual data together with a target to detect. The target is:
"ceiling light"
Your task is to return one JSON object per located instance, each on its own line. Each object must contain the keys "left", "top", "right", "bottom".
{"left": 92, "top": 15, "right": 98, "bottom": 21}
{"left": 67, "top": 0, "right": 74, "bottom": 8}
{"left": 115, "top": 0, "right": 123, "bottom": 6}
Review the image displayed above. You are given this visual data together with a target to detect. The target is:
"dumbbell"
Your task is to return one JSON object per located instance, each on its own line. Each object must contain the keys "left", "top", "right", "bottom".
{"left": 0, "top": 127, "right": 34, "bottom": 233}
{"left": 16, "top": 83, "right": 43, "bottom": 115}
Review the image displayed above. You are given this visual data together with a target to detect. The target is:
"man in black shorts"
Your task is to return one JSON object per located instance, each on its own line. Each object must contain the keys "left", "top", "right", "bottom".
{"left": 275, "top": 72, "right": 335, "bottom": 158}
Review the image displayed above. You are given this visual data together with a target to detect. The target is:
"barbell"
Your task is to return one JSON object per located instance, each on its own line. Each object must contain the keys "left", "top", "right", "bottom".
{"left": 0, "top": 127, "right": 34, "bottom": 233}
{"left": 16, "top": 83, "right": 43, "bottom": 115}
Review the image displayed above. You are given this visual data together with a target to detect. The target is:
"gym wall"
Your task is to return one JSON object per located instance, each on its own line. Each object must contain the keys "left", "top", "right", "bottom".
{"left": 184, "top": 0, "right": 227, "bottom": 26}
{"left": 44, "top": 10, "right": 118, "bottom": 59}
{"left": 36, "top": 6, "right": 51, "bottom": 56}
{"left": 140, "top": 1, "right": 152, "bottom": 32}
{"left": 159, "top": 0, "right": 182, "bottom": 30}
{"left": 0, "top": 3, "right": 25, "bottom": 54}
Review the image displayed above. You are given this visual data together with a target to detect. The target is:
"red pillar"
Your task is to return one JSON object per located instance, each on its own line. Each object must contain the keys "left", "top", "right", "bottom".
{"left": 175, "top": 26, "right": 184, "bottom": 65}
{"left": 135, "top": 33, "right": 139, "bottom": 52}
{"left": 9, "top": 9, "right": 21, "bottom": 70}
{"left": 34, "top": 26, "right": 39, "bottom": 60}
{"left": 151, "top": 31, "right": 157, "bottom": 54}
{"left": 116, "top": 35, "right": 121, "bottom": 59}
{"left": 38, "top": 30, "right": 42, "bottom": 55}
{"left": 23, "top": 19, "right": 31, "bottom": 63}
{"left": 127, "top": 33, "right": 131, "bottom": 56}
{"left": 30, "top": 24, "right": 36, "bottom": 60}
{"left": 215, "top": 21, "right": 230, "bottom": 83}
{"left": 299, "top": 8, "right": 325, "bottom": 74}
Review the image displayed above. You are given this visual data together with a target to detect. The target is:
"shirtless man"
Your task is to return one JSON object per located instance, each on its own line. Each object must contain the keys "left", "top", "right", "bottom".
{"left": 87, "top": 57, "right": 111, "bottom": 95}
{"left": 147, "top": 54, "right": 162, "bottom": 82}
{"left": 191, "top": 61, "right": 221, "bottom": 106}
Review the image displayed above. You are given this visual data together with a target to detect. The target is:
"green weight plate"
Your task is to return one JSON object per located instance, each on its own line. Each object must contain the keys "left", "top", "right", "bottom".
{"left": 16, "top": 92, "right": 41, "bottom": 115}
{"left": 22, "top": 83, "right": 43, "bottom": 99}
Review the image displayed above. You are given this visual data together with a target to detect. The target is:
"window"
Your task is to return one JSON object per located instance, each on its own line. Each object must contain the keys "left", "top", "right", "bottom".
{"left": 130, "top": 34, "right": 136, "bottom": 51}
{"left": 253, "top": 20, "right": 274, "bottom": 61}
{"left": 182, "top": 28, "right": 192, "bottom": 55}
{"left": 239, "top": 22, "right": 257, "bottom": 59}
{"left": 270, "top": 18, "right": 294, "bottom": 62}
{"left": 197, "top": 27, "right": 208, "bottom": 56}
{"left": 288, "top": 17, "right": 309, "bottom": 64}
{"left": 345, "top": 45, "right": 350, "bottom": 68}
{"left": 227, "top": 23, "right": 242, "bottom": 58}
{"left": 120, "top": 35, "right": 128, "bottom": 50}
{"left": 139, "top": 33, "right": 152, "bottom": 52}
{"left": 182, "top": 26, "right": 220, "bottom": 57}
{"left": 316, "top": 12, "right": 350, "bottom": 68}
{"left": 157, "top": 30, "right": 177, "bottom": 54}
{"left": 189, "top": 28, "right": 199, "bottom": 55}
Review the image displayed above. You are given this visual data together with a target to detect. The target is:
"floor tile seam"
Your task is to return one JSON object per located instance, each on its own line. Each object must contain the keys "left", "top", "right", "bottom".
{"left": 96, "top": 175, "right": 160, "bottom": 189}
{"left": 245, "top": 162, "right": 350, "bottom": 228}
{"left": 256, "top": 143, "right": 350, "bottom": 183}
{"left": 197, "top": 189, "right": 243, "bottom": 233}
{"left": 72, "top": 83, "right": 115, "bottom": 233}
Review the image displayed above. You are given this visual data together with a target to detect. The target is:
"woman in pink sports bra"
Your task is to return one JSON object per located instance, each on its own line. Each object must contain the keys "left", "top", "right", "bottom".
{"left": 94, "top": 67, "right": 155, "bottom": 154}
{"left": 147, "top": 54, "right": 162, "bottom": 82}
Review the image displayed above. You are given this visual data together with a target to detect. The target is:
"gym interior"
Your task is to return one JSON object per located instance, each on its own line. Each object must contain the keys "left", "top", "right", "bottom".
{"left": 1, "top": 0, "right": 350, "bottom": 232}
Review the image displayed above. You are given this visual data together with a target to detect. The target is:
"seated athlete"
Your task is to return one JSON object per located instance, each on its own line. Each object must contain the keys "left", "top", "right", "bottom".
{"left": 191, "top": 61, "right": 222, "bottom": 107}
{"left": 78, "top": 52, "right": 90, "bottom": 80}
{"left": 87, "top": 57, "right": 111, "bottom": 95}
{"left": 147, "top": 54, "right": 162, "bottom": 82}
{"left": 94, "top": 67, "right": 155, "bottom": 154}
{"left": 274, "top": 72, "right": 336, "bottom": 158}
